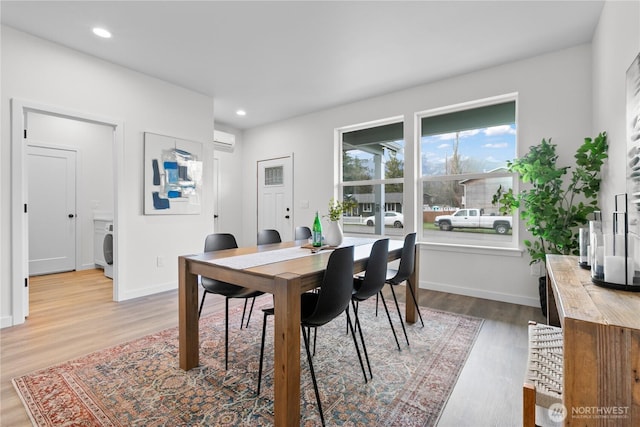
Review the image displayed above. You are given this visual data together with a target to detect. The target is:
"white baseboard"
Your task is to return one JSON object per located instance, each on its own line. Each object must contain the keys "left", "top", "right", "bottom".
{"left": 1, "top": 315, "right": 14, "bottom": 329}
{"left": 420, "top": 280, "right": 540, "bottom": 308}
{"left": 120, "top": 279, "right": 540, "bottom": 307}
{"left": 117, "top": 281, "right": 177, "bottom": 301}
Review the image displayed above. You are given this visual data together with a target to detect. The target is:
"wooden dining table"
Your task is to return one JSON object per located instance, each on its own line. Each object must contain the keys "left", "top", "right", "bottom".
{"left": 178, "top": 237, "right": 419, "bottom": 426}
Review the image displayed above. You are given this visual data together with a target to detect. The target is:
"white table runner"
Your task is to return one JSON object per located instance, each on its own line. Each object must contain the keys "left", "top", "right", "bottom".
{"left": 210, "top": 237, "right": 378, "bottom": 270}
{"left": 210, "top": 246, "right": 313, "bottom": 270}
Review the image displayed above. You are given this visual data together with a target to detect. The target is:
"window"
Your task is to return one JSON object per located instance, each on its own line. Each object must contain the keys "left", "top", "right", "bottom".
{"left": 419, "top": 96, "right": 517, "bottom": 246}
{"left": 264, "top": 166, "right": 283, "bottom": 186}
{"left": 340, "top": 119, "right": 405, "bottom": 237}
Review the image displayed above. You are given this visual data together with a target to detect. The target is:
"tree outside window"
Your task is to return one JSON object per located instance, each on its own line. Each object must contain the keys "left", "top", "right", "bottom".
{"left": 420, "top": 98, "right": 517, "bottom": 244}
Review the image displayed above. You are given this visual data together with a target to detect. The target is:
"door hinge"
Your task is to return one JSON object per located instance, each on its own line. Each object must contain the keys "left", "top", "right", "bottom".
{"left": 24, "top": 278, "right": 28, "bottom": 288}
{"left": 24, "top": 203, "right": 28, "bottom": 213}
{"left": 24, "top": 129, "right": 27, "bottom": 139}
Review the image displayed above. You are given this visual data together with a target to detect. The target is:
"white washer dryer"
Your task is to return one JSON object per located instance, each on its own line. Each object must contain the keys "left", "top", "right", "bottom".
{"left": 94, "top": 217, "right": 113, "bottom": 279}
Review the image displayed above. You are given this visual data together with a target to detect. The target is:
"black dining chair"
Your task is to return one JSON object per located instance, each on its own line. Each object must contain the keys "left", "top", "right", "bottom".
{"left": 198, "top": 233, "right": 264, "bottom": 370}
{"left": 382, "top": 232, "right": 423, "bottom": 347}
{"left": 294, "top": 226, "right": 312, "bottom": 241}
{"left": 257, "top": 229, "right": 282, "bottom": 245}
{"left": 256, "top": 246, "right": 367, "bottom": 426}
{"left": 350, "top": 238, "right": 403, "bottom": 379}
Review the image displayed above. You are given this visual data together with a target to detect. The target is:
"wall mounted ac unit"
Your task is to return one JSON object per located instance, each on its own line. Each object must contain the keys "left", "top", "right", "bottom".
{"left": 213, "top": 130, "right": 236, "bottom": 152}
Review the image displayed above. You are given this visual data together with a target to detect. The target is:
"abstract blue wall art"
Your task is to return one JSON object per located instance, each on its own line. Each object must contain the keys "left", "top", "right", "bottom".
{"left": 144, "top": 132, "right": 203, "bottom": 215}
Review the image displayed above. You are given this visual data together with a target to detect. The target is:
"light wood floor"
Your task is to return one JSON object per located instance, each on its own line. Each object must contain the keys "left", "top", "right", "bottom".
{"left": 1, "top": 269, "right": 544, "bottom": 426}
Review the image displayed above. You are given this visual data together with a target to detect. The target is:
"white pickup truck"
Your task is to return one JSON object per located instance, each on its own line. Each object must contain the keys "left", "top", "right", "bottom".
{"left": 434, "top": 208, "right": 512, "bottom": 234}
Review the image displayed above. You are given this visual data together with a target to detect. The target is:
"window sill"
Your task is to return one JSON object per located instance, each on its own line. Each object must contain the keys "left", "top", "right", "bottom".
{"left": 418, "top": 241, "right": 524, "bottom": 257}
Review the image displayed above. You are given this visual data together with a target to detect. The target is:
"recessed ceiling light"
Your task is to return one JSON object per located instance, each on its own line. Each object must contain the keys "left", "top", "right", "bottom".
{"left": 92, "top": 27, "right": 112, "bottom": 39}
{"left": 236, "top": 110, "right": 247, "bottom": 116}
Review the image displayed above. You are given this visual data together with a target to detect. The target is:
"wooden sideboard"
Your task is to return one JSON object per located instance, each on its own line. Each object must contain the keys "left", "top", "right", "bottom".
{"left": 546, "top": 254, "right": 640, "bottom": 426}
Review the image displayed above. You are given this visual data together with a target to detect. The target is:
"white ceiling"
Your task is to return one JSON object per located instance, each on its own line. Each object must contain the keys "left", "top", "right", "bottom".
{"left": 1, "top": 1, "right": 604, "bottom": 130}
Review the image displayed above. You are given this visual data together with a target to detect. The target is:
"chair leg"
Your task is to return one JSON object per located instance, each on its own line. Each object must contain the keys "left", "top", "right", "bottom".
{"left": 351, "top": 300, "right": 373, "bottom": 380}
{"left": 388, "top": 284, "right": 410, "bottom": 346}
{"left": 353, "top": 301, "right": 360, "bottom": 335}
{"left": 257, "top": 310, "right": 270, "bottom": 395}
{"left": 378, "top": 291, "right": 402, "bottom": 351}
{"left": 198, "top": 291, "right": 207, "bottom": 319}
{"left": 240, "top": 299, "right": 249, "bottom": 329}
{"left": 302, "top": 326, "right": 326, "bottom": 427}
{"left": 346, "top": 301, "right": 359, "bottom": 336}
{"left": 345, "top": 304, "right": 350, "bottom": 335}
{"left": 523, "top": 383, "right": 536, "bottom": 427}
{"left": 375, "top": 292, "right": 379, "bottom": 317}
{"left": 312, "top": 326, "right": 317, "bottom": 357}
{"left": 345, "top": 310, "right": 369, "bottom": 384}
{"left": 245, "top": 297, "right": 256, "bottom": 328}
{"left": 239, "top": 297, "right": 257, "bottom": 329}
{"left": 225, "top": 298, "right": 229, "bottom": 370}
{"left": 406, "top": 282, "right": 425, "bottom": 327}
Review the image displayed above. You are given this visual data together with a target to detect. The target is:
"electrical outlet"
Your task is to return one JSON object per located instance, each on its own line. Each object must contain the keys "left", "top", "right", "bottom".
{"left": 157, "top": 256, "right": 164, "bottom": 268}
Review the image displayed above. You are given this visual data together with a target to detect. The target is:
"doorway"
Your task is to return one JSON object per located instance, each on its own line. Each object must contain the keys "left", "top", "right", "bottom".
{"left": 257, "top": 156, "right": 293, "bottom": 242}
{"left": 10, "top": 99, "right": 123, "bottom": 325}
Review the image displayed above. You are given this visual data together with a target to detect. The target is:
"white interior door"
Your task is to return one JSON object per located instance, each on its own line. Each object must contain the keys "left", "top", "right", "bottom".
{"left": 27, "top": 144, "right": 77, "bottom": 275}
{"left": 213, "top": 157, "right": 219, "bottom": 227}
{"left": 257, "top": 156, "right": 293, "bottom": 242}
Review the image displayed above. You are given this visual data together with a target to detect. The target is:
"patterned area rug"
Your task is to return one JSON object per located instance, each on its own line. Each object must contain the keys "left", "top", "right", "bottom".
{"left": 13, "top": 296, "right": 483, "bottom": 426}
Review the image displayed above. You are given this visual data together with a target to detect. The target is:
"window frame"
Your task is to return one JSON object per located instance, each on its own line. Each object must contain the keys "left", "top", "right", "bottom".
{"left": 416, "top": 93, "right": 519, "bottom": 249}
{"left": 337, "top": 116, "right": 405, "bottom": 238}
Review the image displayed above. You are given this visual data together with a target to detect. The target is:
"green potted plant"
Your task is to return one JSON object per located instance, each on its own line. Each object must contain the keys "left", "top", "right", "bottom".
{"left": 326, "top": 197, "right": 346, "bottom": 222}
{"left": 493, "top": 132, "right": 608, "bottom": 315}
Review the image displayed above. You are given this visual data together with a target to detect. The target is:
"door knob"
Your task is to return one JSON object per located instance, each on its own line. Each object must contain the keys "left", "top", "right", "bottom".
{"left": 285, "top": 215, "right": 290, "bottom": 219}
{"left": 68, "top": 214, "right": 75, "bottom": 218}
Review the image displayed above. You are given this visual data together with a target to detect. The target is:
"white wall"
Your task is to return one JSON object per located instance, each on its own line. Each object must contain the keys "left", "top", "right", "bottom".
{"left": 242, "top": 44, "right": 595, "bottom": 307}
{"left": 1, "top": 26, "right": 215, "bottom": 326}
{"left": 211, "top": 123, "right": 245, "bottom": 241}
{"left": 241, "top": 113, "right": 339, "bottom": 248}
{"left": 593, "top": 1, "right": 640, "bottom": 225}
{"left": 26, "top": 113, "right": 114, "bottom": 271}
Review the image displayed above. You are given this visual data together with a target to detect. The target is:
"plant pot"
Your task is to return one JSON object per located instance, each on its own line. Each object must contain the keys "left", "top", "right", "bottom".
{"left": 538, "top": 276, "right": 547, "bottom": 317}
{"left": 325, "top": 220, "right": 343, "bottom": 247}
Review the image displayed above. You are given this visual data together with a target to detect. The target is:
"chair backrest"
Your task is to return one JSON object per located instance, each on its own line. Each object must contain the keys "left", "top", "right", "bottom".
{"left": 204, "top": 233, "right": 238, "bottom": 252}
{"left": 353, "top": 238, "right": 389, "bottom": 300}
{"left": 257, "top": 229, "right": 282, "bottom": 245}
{"left": 202, "top": 233, "right": 238, "bottom": 287}
{"left": 303, "top": 245, "right": 354, "bottom": 327}
{"left": 390, "top": 232, "right": 416, "bottom": 284}
{"left": 294, "top": 226, "right": 312, "bottom": 241}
